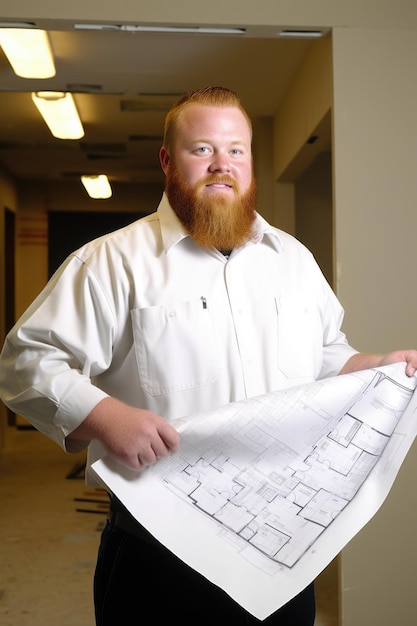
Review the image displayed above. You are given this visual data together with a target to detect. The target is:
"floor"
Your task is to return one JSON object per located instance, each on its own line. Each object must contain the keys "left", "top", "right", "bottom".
{"left": 0, "top": 424, "right": 339, "bottom": 626}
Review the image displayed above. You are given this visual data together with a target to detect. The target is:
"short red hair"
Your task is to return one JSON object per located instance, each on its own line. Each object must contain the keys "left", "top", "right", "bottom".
{"left": 163, "top": 86, "right": 252, "bottom": 150}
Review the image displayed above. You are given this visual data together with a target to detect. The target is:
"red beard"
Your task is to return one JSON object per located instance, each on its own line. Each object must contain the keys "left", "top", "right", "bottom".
{"left": 165, "top": 168, "right": 257, "bottom": 251}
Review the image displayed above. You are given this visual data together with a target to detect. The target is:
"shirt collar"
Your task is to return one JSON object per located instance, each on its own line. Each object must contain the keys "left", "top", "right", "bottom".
{"left": 157, "top": 192, "right": 285, "bottom": 255}
{"left": 157, "top": 193, "right": 189, "bottom": 253}
{"left": 253, "top": 212, "right": 285, "bottom": 254}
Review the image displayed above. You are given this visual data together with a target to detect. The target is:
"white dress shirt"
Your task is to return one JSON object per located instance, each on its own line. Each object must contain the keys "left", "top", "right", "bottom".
{"left": 0, "top": 193, "right": 357, "bottom": 476}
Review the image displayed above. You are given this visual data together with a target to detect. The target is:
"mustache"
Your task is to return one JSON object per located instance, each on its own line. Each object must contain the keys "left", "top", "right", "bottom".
{"left": 198, "top": 174, "right": 238, "bottom": 189}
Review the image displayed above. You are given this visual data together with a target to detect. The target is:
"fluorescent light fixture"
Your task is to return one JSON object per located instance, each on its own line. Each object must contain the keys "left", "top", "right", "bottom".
{"left": 0, "top": 28, "right": 55, "bottom": 78}
{"left": 74, "top": 23, "right": 245, "bottom": 35}
{"left": 278, "top": 29, "right": 324, "bottom": 38}
{"left": 132, "top": 25, "right": 245, "bottom": 34}
{"left": 31, "top": 91, "right": 85, "bottom": 140}
{"left": 81, "top": 175, "right": 112, "bottom": 199}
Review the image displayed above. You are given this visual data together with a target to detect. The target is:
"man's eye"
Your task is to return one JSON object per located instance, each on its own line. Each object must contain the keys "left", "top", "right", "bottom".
{"left": 230, "top": 148, "right": 242, "bottom": 156}
{"left": 195, "top": 146, "right": 209, "bottom": 154}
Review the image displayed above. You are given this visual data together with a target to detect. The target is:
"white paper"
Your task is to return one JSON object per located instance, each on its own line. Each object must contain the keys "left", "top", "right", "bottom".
{"left": 91, "top": 363, "right": 417, "bottom": 620}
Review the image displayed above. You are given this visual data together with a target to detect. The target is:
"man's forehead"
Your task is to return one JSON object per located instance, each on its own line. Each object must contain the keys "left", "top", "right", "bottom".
{"left": 176, "top": 103, "right": 251, "bottom": 137}
{"left": 181, "top": 102, "right": 243, "bottom": 117}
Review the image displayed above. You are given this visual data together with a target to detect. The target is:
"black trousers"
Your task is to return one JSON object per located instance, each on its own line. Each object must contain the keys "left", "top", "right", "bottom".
{"left": 94, "top": 510, "right": 316, "bottom": 626}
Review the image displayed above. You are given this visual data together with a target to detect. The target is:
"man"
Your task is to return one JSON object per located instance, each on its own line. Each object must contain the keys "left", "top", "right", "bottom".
{"left": 1, "top": 86, "right": 416, "bottom": 625}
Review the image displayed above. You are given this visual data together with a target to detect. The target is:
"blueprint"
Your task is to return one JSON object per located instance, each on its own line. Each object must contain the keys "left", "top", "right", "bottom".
{"left": 91, "top": 363, "right": 417, "bottom": 620}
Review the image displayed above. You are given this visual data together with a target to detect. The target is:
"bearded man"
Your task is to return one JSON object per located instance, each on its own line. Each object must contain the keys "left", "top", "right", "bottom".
{"left": 1, "top": 86, "right": 417, "bottom": 626}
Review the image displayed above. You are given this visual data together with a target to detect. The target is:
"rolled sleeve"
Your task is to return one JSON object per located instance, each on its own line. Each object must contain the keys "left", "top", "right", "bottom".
{"left": 0, "top": 255, "right": 115, "bottom": 449}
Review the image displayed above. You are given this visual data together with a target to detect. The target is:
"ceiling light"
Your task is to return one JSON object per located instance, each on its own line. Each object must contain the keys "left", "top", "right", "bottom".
{"left": 278, "top": 29, "right": 324, "bottom": 38}
{"left": 128, "top": 26, "right": 246, "bottom": 34}
{"left": 74, "top": 23, "right": 246, "bottom": 35}
{"left": 0, "top": 28, "right": 55, "bottom": 78}
{"left": 81, "top": 175, "right": 112, "bottom": 199}
{"left": 32, "top": 92, "right": 85, "bottom": 140}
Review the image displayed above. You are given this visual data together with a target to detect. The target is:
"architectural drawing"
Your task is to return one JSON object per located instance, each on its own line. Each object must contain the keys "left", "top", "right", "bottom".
{"left": 92, "top": 363, "right": 417, "bottom": 619}
{"left": 158, "top": 367, "right": 414, "bottom": 570}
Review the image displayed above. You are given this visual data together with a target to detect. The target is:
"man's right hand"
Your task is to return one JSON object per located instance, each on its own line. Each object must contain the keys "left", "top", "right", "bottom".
{"left": 68, "top": 396, "right": 180, "bottom": 471}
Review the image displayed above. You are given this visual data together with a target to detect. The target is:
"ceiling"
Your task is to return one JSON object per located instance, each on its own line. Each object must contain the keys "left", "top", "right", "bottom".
{"left": 0, "top": 23, "right": 323, "bottom": 191}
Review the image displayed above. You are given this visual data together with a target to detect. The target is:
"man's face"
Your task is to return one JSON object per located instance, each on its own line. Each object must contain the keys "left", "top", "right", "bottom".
{"left": 160, "top": 103, "right": 253, "bottom": 194}
{"left": 159, "top": 104, "right": 256, "bottom": 251}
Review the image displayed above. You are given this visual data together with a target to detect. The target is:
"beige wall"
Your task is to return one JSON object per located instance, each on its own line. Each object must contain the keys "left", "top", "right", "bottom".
{"left": 295, "top": 151, "right": 333, "bottom": 286}
{"left": 0, "top": 168, "right": 18, "bottom": 445}
{"left": 271, "top": 34, "right": 333, "bottom": 249}
{"left": 273, "top": 35, "right": 333, "bottom": 183}
{"left": 332, "top": 26, "right": 417, "bottom": 626}
{"left": 252, "top": 117, "right": 275, "bottom": 224}
{"left": 0, "top": 168, "right": 17, "bottom": 329}
{"left": 332, "top": 27, "right": 417, "bottom": 350}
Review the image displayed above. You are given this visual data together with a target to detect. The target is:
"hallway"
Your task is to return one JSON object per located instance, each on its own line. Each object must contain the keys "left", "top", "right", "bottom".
{"left": 0, "top": 424, "right": 338, "bottom": 626}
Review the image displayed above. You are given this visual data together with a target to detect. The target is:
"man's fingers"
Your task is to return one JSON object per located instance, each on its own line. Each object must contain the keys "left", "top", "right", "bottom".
{"left": 158, "top": 421, "right": 181, "bottom": 453}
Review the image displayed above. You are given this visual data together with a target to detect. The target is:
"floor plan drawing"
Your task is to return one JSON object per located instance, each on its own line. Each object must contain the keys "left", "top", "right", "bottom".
{"left": 158, "top": 367, "right": 415, "bottom": 569}
{"left": 92, "top": 362, "right": 417, "bottom": 619}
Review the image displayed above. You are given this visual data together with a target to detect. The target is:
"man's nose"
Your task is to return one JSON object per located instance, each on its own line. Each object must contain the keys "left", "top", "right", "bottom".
{"left": 208, "top": 153, "right": 230, "bottom": 173}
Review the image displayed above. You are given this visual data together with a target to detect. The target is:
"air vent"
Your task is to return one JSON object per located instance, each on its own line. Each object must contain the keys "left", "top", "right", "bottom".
{"left": 86, "top": 154, "right": 125, "bottom": 161}
{"left": 80, "top": 142, "right": 126, "bottom": 153}
{"left": 67, "top": 83, "right": 103, "bottom": 93}
{"left": 129, "top": 135, "right": 163, "bottom": 142}
{"left": 61, "top": 171, "right": 85, "bottom": 178}
{"left": 120, "top": 96, "right": 179, "bottom": 112}
{"left": 0, "top": 141, "right": 79, "bottom": 151}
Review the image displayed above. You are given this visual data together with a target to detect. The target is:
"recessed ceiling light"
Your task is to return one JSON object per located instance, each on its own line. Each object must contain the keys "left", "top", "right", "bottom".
{"left": 0, "top": 28, "right": 55, "bottom": 78}
{"left": 32, "top": 92, "right": 85, "bottom": 140}
{"left": 81, "top": 175, "right": 112, "bottom": 199}
{"left": 73, "top": 23, "right": 246, "bottom": 35}
{"left": 278, "top": 29, "right": 325, "bottom": 39}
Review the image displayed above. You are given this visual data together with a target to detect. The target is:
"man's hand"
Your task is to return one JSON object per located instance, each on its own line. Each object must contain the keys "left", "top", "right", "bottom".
{"left": 340, "top": 349, "right": 417, "bottom": 377}
{"left": 68, "top": 397, "right": 180, "bottom": 471}
{"left": 377, "top": 349, "right": 417, "bottom": 377}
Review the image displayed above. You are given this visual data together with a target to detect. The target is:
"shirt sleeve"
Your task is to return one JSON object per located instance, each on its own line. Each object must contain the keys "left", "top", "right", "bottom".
{"left": 0, "top": 255, "right": 114, "bottom": 450}
{"left": 320, "top": 281, "right": 358, "bottom": 379}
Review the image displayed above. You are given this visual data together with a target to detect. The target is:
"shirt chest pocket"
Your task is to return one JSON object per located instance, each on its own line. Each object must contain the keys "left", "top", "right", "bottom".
{"left": 131, "top": 299, "right": 220, "bottom": 396}
{"left": 275, "top": 294, "right": 323, "bottom": 380}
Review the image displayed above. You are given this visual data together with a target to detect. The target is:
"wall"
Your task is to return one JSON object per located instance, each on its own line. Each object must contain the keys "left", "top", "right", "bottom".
{"left": 0, "top": 169, "right": 17, "bottom": 333}
{"left": 271, "top": 35, "right": 333, "bottom": 240}
{"left": 252, "top": 117, "right": 276, "bottom": 224}
{"left": 332, "top": 28, "right": 417, "bottom": 350}
{"left": 273, "top": 35, "right": 333, "bottom": 183}
{"left": 0, "top": 167, "right": 18, "bottom": 446}
{"left": 274, "top": 22, "right": 417, "bottom": 624}
{"left": 295, "top": 151, "right": 333, "bottom": 286}
{"left": 332, "top": 26, "right": 417, "bottom": 626}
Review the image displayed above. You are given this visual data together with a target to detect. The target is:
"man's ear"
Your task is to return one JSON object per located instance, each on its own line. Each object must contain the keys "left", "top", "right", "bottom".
{"left": 159, "top": 147, "right": 170, "bottom": 174}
